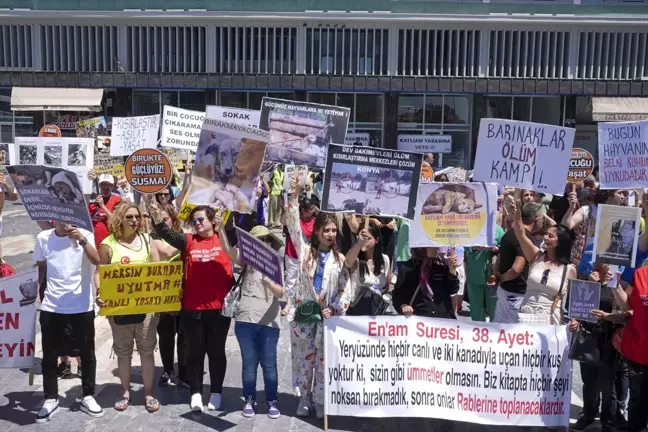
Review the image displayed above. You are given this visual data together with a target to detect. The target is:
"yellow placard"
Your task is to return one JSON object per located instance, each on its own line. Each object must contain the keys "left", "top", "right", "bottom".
{"left": 98, "top": 262, "right": 183, "bottom": 316}
{"left": 161, "top": 148, "right": 184, "bottom": 171}
{"left": 94, "top": 154, "right": 125, "bottom": 177}
{"left": 177, "top": 195, "right": 231, "bottom": 225}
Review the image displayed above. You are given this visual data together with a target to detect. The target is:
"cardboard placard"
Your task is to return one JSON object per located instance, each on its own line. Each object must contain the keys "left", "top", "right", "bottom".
{"left": 125, "top": 148, "right": 172, "bottom": 194}
{"left": 161, "top": 105, "right": 205, "bottom": 151}
{"left": 110, "top": 115, "right": 160, "bottom": 156}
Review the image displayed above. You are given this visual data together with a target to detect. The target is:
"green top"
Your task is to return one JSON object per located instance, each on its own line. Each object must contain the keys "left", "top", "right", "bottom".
{"left": 464, "top": 225, "right": 505, "bottom": 286}
{"left": 395, "top": 218, "right": 411, "bottom": 263}
{"left": 270, "top": 170, "right": 284, "bottom": 196}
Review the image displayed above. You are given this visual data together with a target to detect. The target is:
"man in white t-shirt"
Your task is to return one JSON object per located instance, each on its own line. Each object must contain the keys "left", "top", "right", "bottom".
{"left": 33, "top": 222, "right": 102, "bottom": 423}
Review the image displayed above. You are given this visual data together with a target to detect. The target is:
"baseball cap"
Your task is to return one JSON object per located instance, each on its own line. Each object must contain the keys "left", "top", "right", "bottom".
{"left": 98, "top": 174, "right": 114, "bottom": 185}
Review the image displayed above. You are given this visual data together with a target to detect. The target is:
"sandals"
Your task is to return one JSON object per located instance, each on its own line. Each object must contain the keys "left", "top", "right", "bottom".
{"left": 114, "top": 397, "right": 130, "bottom": 411}
{"left": 145, "top": 398, "right": 161, "bottom": 413}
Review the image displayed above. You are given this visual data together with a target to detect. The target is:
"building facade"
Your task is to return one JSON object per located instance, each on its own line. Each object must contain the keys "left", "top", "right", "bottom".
{"left": 0, "top": 0, "right": 647, "bottom": 168}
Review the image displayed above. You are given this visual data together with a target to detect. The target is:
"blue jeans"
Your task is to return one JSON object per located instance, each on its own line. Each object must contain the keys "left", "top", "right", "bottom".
{"left": 234, "top": 321, "right": 280, "bottom": 402}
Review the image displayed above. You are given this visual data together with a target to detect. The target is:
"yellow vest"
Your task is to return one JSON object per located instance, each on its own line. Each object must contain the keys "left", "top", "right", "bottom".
{"left": 271, "top": 170, "right": 284, "bottom": 196}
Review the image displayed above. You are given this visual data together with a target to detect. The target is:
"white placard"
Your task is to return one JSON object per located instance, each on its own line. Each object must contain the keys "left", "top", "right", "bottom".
{"left": 345, "top": 133, "right": 370, "bottom": 146}
{"left": 0, "top": 270, "right": 38, "bottom": 368}
{"left": 472, "top": 119, "right": 575, "bottom": 195}
{"left": 161, "top": 105, "right": 205, "bottom": 152}
{"left": 205, "top": 105, "right": 260, "bottom": 128}
{"left": 110, "top": 114, "right": 160, "bottom": 156}
{"left": 597, "top": 120, "right": 648, "bottom": 189}
{"left": 324, "top": 316, "right": 571, "bottom": 427}
{"left": 14, "top": 137, "right": 95, "bottom": 194}
{"left": 398, "top": 135, "right": 452, "bottom": 154}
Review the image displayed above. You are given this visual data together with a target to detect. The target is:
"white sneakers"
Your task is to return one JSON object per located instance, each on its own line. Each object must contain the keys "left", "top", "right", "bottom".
{"left": 35, "top": 399, "right": 59, "bottom": 423}
{"left": 190, "top": 393, "right": 203, "bottom": 412}
{"left": 207, "top": 393, "right": 221, "bottom": 411}
{"left": 80, "top": 396, "right": 104, "bottom": 418}
{"left": 36, "top": 396, "right": 104, "bottom": 423}
{"left": 190, "top": 393, "right": 222, "bottom": 412}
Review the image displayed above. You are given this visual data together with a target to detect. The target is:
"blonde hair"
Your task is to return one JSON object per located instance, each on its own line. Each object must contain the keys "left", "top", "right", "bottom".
{"left": 108, "top": 201, "right": 145, "bottom": 239}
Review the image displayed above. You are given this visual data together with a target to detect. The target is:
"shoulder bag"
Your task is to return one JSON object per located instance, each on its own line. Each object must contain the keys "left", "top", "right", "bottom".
{"left": 221, "top": 267, "right": 247, "bottom": 318}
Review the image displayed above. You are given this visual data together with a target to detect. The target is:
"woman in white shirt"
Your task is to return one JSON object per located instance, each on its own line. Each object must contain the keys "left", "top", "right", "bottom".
{"left": 344, "top": 223, "right": 392, "bottom": 316}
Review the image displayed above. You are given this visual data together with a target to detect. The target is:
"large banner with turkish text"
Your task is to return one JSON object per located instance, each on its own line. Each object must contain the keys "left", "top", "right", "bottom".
{"left": 324, "top": 316, "right": 571, "bottom": 427}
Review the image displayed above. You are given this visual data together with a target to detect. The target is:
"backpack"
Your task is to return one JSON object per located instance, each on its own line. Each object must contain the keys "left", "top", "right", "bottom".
{"left": 0, "top": 259, "right": 15, "bottom": 278}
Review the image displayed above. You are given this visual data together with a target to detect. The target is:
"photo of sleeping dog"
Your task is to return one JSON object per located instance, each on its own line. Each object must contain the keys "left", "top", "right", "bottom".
{"left": 188, "top": 118, "right": 268, "bottom": 213}
{"left": 259, "top": 98, "right": 350, "bottom": 168}
{"left": 6, "top": 164, "right": 93, "bottom": 231}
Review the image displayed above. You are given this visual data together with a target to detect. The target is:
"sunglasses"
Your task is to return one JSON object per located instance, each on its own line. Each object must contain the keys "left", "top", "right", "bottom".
{"left": 125, "top": 214, "right": 141, "bottom": 221}
{"left": 541, "top": 268, "right": 550, "bottom": 285}
{"left": 157, "top": 192, "right": 170, "bottom": 197}
{"left": 191, "top": 217, "right": 206, "bottom": 226}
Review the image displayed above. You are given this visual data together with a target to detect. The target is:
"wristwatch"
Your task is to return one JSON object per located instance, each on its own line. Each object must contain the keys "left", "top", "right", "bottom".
{"left": 79, "top": 238, "right": 88, "bottom": 246}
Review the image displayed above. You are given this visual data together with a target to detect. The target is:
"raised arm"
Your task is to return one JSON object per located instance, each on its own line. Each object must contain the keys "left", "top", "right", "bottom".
{"left": 217, "top": 221, "right": 242, "bottom": 267}
{"left": 561, "top": 191, "right": 584, "bottom": 231}
{"left": 513, "top": 201, "right": 540, "bottom": 264}
{"left": 285, "top": 174, "right": 304, "bottom": 261}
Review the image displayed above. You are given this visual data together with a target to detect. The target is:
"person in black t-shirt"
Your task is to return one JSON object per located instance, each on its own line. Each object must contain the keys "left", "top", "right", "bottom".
{"left": 492, "top": 202, "right": 545, "bottom": 323}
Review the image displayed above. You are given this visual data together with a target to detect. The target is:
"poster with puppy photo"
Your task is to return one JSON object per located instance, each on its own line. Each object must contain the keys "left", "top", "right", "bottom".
{"left": 187, "top": 117, "right": 268, "bottom": 213}
{"left": 593, "top": 204, "right": 641, "bottom": 268}
{"left": 6, "top": 165, "right": 93, "bottom": 231}
{"left": 410, "top": 182, "right": 498, "bottom": 247}
{"left": 259, "top": 98, "right": 350, "bottom": 168}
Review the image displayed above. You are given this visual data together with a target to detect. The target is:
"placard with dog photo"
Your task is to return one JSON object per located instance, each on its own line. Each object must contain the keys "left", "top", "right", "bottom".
{"left": 259, "top": 98, "right": 350, "bottom": 168}
{"left": 321, "top": 144, "right": 422, "bottom": 219}
{"left": 14, "top": 137, "right": 95, "bottom": 194}
{"left": 410, "top": 182, "right": 498, "bottom": 247}
{"left": 0, "top": 269, "right": 38, "bottom": 369}
{"left": 6, "top": 165, "right": 93, "bottom": 231}
{"left": 593, "top": 204, "right": 641, "bottom": 268}
{"left": 187, "top": 117, "right": 268, "bottom": 213}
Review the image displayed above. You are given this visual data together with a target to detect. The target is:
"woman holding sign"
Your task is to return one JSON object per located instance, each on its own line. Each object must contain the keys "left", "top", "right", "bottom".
{"left": 149, "top": 203, "right": 234, "bottom": 414}
{"left": 285, "top": 174, "right": 352, "bottom": 420}
{"left": 95, "top": 202, "right": 161, "bottom": 413}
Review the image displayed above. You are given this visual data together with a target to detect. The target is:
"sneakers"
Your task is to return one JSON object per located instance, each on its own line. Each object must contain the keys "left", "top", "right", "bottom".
{"left": 615, "top": 410, "right": 628, "bottom": 431}
{"left": 207, "top": 393, "right": 222, "bottom": 411}
{"left": 35, "top": 399, "right": 59, "bottom": 423}
{"left": 80, "top": 396, "right": 104, "bottom": 418}
{"left": 172, "top": 372, "right": 189, "bottom": 388}
{"left": 189, "top": 393, "right": 203, "bottom": 412}
{"left": 295, "top": 396, "right": 311, "bottom": 417}
{"left": 242, "top": 397, "right": 255, "bottom": 418}
{"left": 571, "top": 415, "right": 595, "bottom": 431}
{"left": 158, "top": 372, "right": 171, "bottom": 387}
{"left": 315, "top": 403, "right": 324, "bottom": 420}
{"left": 267, "top": 400, "right": 280, "bottom": 419}
{"left": 56, "top": 362, "right": 71, "bottom": 379}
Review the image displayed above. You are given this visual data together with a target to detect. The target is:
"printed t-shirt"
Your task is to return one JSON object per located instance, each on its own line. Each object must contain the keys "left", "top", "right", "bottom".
{"left": 33, "top": 228, "right": 96, "bottom": 314}
{"left": 182, "top": 233, "right": 234, "bottom": 310}
{"left": 498, "top": 228, "right": 532, "bottom": 294}
{"left": 88, "top": 194, "right": 122, "bottom": 248}
{"left": 285, "top": 218, "right": 315, "bottom": 259}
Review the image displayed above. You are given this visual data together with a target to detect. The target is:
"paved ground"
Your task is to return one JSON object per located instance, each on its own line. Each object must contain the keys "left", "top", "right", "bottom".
{"left": 0, "top": 201, "right": 591, "bottom": 432}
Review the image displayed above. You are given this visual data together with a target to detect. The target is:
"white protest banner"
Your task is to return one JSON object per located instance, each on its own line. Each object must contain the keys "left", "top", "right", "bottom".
{"left": 14, "top": 137, "right": 95, "bottom": 194}
{"left": 0, "top": 270, "right": 38, "bottom": 368}
{"left": 324, "top": 316, "right": 571, "bottom": 427}
{"left": 345, "top": 133, "right": 370, "bottom": 147}
{"left": 110, "top": 115, "right": 160, "bottom": 156}
{"left": 411, "top": 182, "right": 498, "bottom": 247}
{"left": 161, "top": 105, "right": 205, "bottom": 152}
{"left": 597, "top": 120, "right": 648, "bottom": 189}
{"left": 206, "top": 105, "right": 260, "bottom": 128}
{"left": 473, "top": 119, "right": 575, "bottom": 195}
{"left": 398, "top": 135, "right": 452, "bottom": 154}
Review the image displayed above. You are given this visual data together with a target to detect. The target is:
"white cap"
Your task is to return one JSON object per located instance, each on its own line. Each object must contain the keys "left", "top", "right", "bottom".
{"left": 98, "top": 174, "right": 114, "bottom": 185}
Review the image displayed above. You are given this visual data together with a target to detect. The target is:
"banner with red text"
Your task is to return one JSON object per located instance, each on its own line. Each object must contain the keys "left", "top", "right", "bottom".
{"left": 0, "top": 270, "right": 38, "bottom": 368}
{"left": 324, "top": 316, "right": 571, "bottom": 427}
{"left": 472, "top": 119, "right": 575, "bottom": 195}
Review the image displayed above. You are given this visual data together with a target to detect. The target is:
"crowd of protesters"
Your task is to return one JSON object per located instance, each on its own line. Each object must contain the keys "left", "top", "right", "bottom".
{"left": 15, "top": 151, "right": 648, "bottom": 432}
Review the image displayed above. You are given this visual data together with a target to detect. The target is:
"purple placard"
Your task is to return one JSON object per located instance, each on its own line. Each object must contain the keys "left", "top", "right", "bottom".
{"left": 235, "top": 227, "right": 284, "bottom": 286}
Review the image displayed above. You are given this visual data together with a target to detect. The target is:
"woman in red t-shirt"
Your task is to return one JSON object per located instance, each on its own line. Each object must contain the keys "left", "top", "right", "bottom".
{"left": 149, "top": 203, "right": 234, "bottom": 414}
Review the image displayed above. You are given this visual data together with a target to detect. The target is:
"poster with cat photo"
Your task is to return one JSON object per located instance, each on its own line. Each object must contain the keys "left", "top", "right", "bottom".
{"left": 592, "top": 204, "right": 641, "bottom": 268}
{"left": 410, "top": 182, "right": 498, "bottom": 247}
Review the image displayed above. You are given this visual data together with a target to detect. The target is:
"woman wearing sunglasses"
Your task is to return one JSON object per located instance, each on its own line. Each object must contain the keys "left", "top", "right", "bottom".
{"left": 513, "top": 200, "right": 576, "bottom": 325}
{"left": 149, "top": 203, "right": 233, "bottom": 414}
{"left": 95, "top": 202, "right": 161, "bottom": 413}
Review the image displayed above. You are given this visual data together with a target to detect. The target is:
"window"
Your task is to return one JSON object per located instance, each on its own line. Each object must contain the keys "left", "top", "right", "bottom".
{"left": 219, "top": 91, "right": 247, "bottom": 109}
{"left": 398, "top": 94, "right": 474, "bottom": 169}
{"left": 356, "top": 94, "right": 383, "bottom": 124}
{"left": 219, "top": 91, "right": 295, "bottom": 111}
{"left": 133, "top": 90, "right": 213, "bottom": 115}
{"left": 132, "top": 91, "right": 161, "bottom": 116}
{"left": 485, "top": 96, "right": 562, "bottom": 124}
